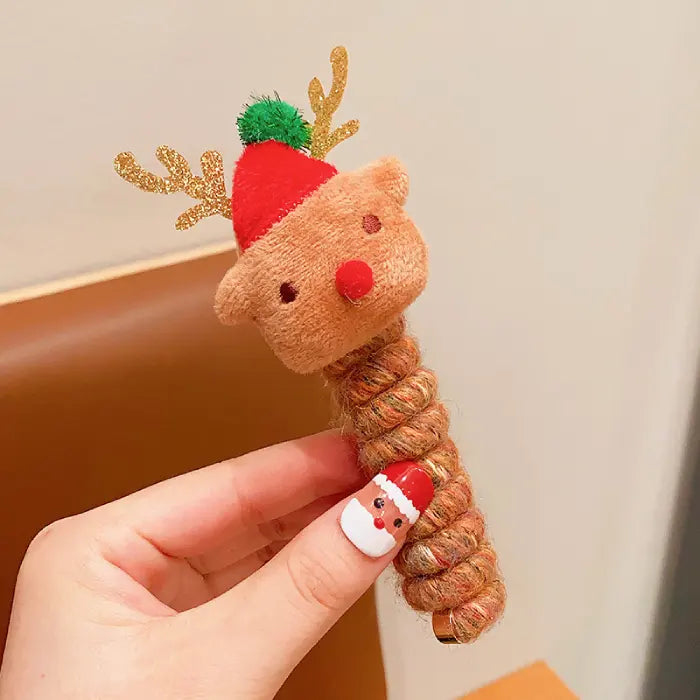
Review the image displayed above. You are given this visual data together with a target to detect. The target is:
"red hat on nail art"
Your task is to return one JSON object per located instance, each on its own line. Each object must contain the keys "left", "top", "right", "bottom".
{"left": 372, "top": 461, "right": 434, "bottom": 524}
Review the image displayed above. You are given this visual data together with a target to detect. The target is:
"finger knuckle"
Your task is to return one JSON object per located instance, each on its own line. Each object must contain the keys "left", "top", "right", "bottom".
{"left": 256, "top": 544, "right": 278, "bottom": 566}
{"left": 229, "top": 477, "right": 266, "bottom": 531}
{"left": 25, "top": 517, "right": 76, "bottom": 557}
{"left": 286, "top": 550, "right": 349, "bottom": 614}
{"left": 20, "top": 517, "right": 78, "bottom": 577}
{"left": 258, "top": 516, "right": 288, "bottom": 542}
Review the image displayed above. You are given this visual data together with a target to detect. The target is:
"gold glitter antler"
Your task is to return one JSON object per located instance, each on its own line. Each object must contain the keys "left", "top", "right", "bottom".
{"left": 308, "top": 46, "right": 360, "bottom": 159}
{"left": 114, "top": 146, "right": 231, "bottom": 230}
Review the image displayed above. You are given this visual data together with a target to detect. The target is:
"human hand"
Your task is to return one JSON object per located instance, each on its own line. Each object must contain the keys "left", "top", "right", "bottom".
{"left": 0, "top": 432, "right": 421, "bottom": 700}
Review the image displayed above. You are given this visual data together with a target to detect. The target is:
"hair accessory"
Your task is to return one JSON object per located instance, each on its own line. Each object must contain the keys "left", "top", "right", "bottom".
{"left": 114, "top": 46, "right": 506, "bottom": 644}
{"left": 307, "top": 45, "right": 359, "bottom": 159}
{"left": 114, "top": 147, "right": 231, "bottom": 230}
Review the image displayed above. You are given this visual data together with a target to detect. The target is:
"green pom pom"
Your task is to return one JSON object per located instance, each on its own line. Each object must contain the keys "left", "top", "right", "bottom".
{"left": 237, "top": 96, "right": 311, "bottom": 150}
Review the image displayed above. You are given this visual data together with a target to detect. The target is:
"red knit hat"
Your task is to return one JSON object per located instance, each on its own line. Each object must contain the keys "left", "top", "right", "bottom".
{"left": 373, "top": 461, "right": 434, "bottom": 524}
{"left": 232, "top": 98, "right": 338, "bottom": 251}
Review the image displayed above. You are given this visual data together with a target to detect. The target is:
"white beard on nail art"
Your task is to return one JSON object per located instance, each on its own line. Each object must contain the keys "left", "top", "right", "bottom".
{"left": 340, "top": 497, "right": 397, "bottom": 558}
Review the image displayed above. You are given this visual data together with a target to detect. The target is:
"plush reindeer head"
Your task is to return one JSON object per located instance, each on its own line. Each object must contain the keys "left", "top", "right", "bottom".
{"left": 115, "top": 47, "right": 427, "bottom": 373}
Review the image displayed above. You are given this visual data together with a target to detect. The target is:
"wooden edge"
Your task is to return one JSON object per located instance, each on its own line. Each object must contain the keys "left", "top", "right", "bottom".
{"left": 0, "top": 241, "right": 236, "bottom": 306}
{"left": 460, "top": 661, "right": 578, "bottom": 699}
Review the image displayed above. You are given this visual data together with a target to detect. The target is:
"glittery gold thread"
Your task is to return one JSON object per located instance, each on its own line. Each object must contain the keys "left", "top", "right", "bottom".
{"left": 308, "top": 46, "right": 360, "bottom": 159}
{"left": 114, "top": 147, "right": 231, "bottom": 230}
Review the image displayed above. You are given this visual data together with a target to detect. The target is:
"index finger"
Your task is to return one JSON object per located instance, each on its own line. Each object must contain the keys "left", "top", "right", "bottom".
{"left": 103, "top": 431, "right": 362, "bottom": 557}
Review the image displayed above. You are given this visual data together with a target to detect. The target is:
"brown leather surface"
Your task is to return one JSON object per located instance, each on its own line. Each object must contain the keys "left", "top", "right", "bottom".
{"left": 0, "top": 252, "right": 386, "bottom": 699}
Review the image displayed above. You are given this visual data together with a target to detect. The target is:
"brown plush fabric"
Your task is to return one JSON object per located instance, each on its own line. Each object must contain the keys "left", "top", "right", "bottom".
{"left": 215, "top": 157, "right": 428, "bottom": 373}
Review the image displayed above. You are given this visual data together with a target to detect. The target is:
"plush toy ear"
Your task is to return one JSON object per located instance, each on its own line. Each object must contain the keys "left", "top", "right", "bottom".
{"left": 362, "top": 156, "right": 409, "bottom": 205}
{"left": 214, "top": 262, "right": 251, "bottom": 325}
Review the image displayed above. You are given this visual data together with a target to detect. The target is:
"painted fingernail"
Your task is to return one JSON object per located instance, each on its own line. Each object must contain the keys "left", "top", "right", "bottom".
{"left": 340, "top": 461, "right": 434, "bottom": 558}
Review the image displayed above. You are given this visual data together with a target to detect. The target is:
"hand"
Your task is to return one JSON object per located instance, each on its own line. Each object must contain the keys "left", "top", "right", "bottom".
{"left": 0, "top": 432, "right": 401, "bottom": 700}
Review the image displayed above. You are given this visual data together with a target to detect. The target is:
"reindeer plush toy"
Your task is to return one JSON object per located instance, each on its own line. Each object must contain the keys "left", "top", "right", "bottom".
{"left": 115, "top": 46, "right": 505, "bottom": 644}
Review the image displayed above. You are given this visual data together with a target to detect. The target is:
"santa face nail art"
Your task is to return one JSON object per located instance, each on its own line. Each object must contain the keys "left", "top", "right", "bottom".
{"left": 340, "top": 461, "right": 434, "bottom": 558}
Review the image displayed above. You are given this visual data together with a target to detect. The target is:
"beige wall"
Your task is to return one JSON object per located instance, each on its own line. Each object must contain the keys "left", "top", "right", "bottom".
{"left": 2, "top": 1, "right": 700, "bottom": 698}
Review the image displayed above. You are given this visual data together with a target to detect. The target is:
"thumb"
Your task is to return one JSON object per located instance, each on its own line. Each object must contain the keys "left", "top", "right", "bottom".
{"left": 195, "top": 462, "right": 433, "bottom": 688}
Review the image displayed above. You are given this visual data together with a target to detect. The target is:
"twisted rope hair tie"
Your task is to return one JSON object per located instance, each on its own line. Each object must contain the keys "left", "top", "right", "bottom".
{"left": 323, "top": 317, "right": 506, "bottom": 643}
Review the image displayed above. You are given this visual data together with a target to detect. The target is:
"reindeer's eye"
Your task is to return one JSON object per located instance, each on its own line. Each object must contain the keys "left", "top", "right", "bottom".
{"left": 393, "top": 518, "right": 403, "bottom": 528}
{"left": 362, "top": 214, "right": 382, "bottom": 234}
{"left": 279, "top": 282, "right": 298, "bottom": 304}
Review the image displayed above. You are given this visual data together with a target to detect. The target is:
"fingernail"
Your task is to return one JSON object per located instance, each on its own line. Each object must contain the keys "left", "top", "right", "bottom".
{"left": 340, "top": 461, "right": 434, "bottom": 558}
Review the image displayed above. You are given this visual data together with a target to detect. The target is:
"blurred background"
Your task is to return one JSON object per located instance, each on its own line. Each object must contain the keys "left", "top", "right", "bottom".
{"left": 2, "top": 2, "right": 700, "bottom": 698}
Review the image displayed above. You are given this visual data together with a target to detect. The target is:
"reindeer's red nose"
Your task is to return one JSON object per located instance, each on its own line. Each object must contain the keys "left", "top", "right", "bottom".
{"left": 336, "top": 260, "right": 374, "bottom": 301}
